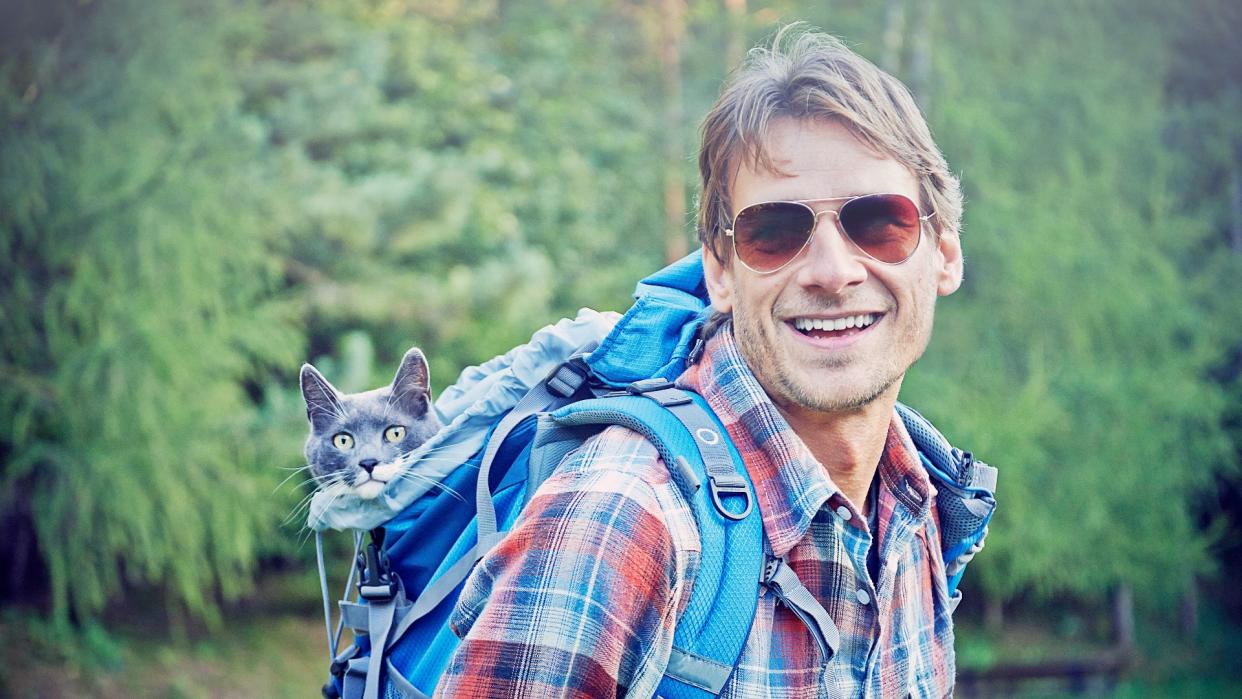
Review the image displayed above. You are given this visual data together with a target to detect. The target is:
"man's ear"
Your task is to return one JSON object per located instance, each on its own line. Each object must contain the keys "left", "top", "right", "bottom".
{"left": 935, "top": 229, "right": 964, "bottom": 296}
{"left": 701, "top": 245, "right": 735, "bottom": 313}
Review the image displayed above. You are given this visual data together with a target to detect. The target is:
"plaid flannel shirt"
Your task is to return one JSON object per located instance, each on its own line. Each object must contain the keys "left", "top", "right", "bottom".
{"left": 436, "top": 326, "right": 956, "bottom": 698}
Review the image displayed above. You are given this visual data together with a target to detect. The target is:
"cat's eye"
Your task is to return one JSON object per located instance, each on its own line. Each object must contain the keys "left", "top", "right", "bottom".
{"left": 332, "top": 433, "right": 354, "bottom": 450}
{"left": 384, "top": 425, "right": 406, "bottom": 443}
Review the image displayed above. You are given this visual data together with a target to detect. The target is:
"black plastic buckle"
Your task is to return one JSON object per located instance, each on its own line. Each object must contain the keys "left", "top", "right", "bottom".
{"left": 709, "top": 477, "right": 753, "bottom": 521}
{"left": 322, "top": 657, "right": 347, "bottom": 699}
{"left": 356, "top": 529, "right": 397, "bottom": 602}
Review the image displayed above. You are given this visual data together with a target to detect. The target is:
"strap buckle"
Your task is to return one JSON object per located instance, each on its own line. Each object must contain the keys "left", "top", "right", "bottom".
{"left": 709, "top": 476, "right": 753, "bottom": 521}
{"left": 545, "top": 356, "right": 592, "bottom": 398}
{"left": 356, "top": 529, "right": 398, "bottom": 602}
{"left": 761, "top": 556, "right": 784, "bottom": 586}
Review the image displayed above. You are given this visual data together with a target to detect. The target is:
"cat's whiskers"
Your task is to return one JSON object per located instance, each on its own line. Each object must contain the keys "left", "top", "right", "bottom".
{"left": 387, "top": 440, "right": 466, "bottom": 468}
{"left": 394, "top": 469, "right": 467, "bottom": 502}
{"left": 285, "top": 473, "right": 348, "bottom": 527}
{"left": 273, "top": 464, "right": 314, "bottom": 493}
{"left": 284, "top": 495, "right": 316, "bottom": 527}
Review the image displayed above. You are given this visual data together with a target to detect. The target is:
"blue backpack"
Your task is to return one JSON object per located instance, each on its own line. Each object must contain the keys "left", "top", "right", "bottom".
{"left": 309, "top": 252, "right": 997, "bottom": 699}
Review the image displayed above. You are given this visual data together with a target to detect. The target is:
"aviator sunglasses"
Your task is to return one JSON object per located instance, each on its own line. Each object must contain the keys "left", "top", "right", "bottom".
{"left": 725, "top": 193, "right": 935, "bottom": 274}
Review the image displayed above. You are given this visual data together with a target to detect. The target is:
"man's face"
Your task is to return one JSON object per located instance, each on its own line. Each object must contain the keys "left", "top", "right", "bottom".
{"left": 702, "top": 118, "right": 963, "bottom": 419}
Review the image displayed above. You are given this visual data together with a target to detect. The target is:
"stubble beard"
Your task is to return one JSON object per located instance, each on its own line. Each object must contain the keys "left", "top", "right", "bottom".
{"left": 731, "top": 295, "right": 936, "bottom": 416}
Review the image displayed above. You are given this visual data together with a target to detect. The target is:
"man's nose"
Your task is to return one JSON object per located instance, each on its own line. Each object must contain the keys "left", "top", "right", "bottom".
{"left": 358, "top": 458, "right": 379, "bottom": 474}
{"left": 793, "top": 213, "right": 869, "bottom": 293}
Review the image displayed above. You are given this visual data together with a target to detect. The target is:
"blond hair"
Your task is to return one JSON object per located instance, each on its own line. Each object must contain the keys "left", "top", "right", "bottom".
{"left": 697, "top": 26, "right": 962, "bottom": 263}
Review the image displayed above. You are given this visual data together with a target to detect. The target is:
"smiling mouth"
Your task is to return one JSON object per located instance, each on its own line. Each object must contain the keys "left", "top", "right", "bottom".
{"left": 790, "top": 313, "right": 881, "bottom": 340}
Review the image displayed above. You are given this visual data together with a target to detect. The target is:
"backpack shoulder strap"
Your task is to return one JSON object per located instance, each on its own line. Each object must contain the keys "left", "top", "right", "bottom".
{"left": 895, "top": 403, "right": 998, "bottom": 598}
{"left": 544, "top": 383, "right": 764, "bottom": 697}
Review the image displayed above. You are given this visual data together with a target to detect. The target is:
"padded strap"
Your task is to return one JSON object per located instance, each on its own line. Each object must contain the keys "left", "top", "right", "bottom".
{"left": 945, "top": 531, "right": 987, "bottom": 578}
{"left": 627, "top": 379, "right": 752, "bottom": 520}
{"left": 549, "top": 389, "right": 764, "bottom": 699}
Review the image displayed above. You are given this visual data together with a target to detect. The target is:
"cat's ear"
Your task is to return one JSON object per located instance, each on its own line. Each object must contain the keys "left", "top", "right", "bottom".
{"left": 390, "top": 347, "right": 432, "bottom": 416}
{"left": 300, "top": 363, "right": 342, "bottom": 432}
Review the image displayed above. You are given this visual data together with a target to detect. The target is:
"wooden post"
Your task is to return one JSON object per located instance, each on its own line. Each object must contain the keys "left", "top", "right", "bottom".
{"left": 1230, "top": 166, "right": 1242, "bottom": 254}
{"left": 1180, "top": 578, "right": 1200, "bottom": 638}
{"left": 1113, "top": 582, "right": 1135, "bottom": 654}
{"left": 985, "top": 592, "right": 1004, "bottom": 633}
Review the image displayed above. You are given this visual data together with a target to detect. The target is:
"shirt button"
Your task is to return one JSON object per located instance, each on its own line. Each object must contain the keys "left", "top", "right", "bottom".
{"left": 835, "top": 505, "right": 852, "bottom": 521}
{"left": 855, "top": 589, "right": 871, "bottom": 605}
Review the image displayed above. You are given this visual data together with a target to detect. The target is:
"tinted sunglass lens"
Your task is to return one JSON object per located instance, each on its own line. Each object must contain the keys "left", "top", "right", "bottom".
{"left": 733, "top": 203, "right": 815, "bottom": 272}
{"left": 837, "top": 194, "right": 922, "bottom": 263}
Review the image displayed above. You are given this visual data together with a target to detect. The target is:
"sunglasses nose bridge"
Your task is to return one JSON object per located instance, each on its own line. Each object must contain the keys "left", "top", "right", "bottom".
{"left": 806, "top": 208, "right": 853, "bottom": 252}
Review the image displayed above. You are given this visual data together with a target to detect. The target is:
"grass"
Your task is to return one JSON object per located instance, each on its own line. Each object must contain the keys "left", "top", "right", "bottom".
{"left": 0, "top": 569, "right": 333, "bottom": 699}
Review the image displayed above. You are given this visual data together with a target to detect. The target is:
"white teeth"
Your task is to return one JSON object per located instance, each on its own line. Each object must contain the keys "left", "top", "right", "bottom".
{"left": 793, "top": 314, "right": 877, "bottom": 332}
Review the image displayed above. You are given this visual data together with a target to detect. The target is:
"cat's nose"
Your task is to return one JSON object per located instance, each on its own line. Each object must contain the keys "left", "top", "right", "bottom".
{"left": 358, "top": 459, "right": 379, "bottom": 474}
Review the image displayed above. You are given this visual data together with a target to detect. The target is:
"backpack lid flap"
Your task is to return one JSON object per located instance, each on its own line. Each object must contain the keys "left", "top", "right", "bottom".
{"left": 587, "top": 252, "right": 713, "bottom": 387}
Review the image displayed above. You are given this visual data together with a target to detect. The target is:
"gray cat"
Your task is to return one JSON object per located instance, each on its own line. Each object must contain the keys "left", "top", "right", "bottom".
{"left": 299, "top": 348, "right": 442, "bottom": 500}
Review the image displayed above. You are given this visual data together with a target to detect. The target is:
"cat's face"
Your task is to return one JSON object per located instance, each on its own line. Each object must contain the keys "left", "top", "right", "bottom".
{"left": 299, "top": 348, "right": 441, "bottom": 500}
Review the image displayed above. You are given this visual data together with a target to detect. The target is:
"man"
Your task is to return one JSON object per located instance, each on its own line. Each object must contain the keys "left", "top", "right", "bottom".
{"left": 436, "top": 27, "right": 967, "bottom": 698}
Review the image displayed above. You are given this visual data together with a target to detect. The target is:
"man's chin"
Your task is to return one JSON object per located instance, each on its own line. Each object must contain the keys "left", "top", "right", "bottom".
{"left": 777, "top": 366, "right": 900, "bottom": 414}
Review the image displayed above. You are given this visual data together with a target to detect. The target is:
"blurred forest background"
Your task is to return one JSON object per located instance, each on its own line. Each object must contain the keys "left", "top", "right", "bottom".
{"left": 2, "top": 0, "right": 1241, "bottom": 696}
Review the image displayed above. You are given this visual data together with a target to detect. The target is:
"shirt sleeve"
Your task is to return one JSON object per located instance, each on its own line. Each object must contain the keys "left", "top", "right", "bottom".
{"left": 434, "top": 426, "right": 696, "bottom": 699}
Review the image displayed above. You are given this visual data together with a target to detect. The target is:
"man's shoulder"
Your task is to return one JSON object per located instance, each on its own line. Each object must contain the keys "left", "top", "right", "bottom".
{"left": 554, "top": 424, "right": 671, "bottom": 488}
{"left": 536, "top": 424, "right": 701, "bottom": 549}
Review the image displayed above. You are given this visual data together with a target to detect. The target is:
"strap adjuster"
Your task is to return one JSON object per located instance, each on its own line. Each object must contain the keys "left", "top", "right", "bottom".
{"left": 546, "top": 357, "right": 592, "bottom": 397}
{"left": 628, "top": 378, "right": 692, "bottom": 407}
{"left": 709, "top": 476, "right": 753, "bottom": 521}
{"left": 626, "top": 378, "right": 674, "bottom": 394}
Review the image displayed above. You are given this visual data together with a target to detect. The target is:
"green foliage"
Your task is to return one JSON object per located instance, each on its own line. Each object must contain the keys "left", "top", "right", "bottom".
{"left": 241, "top": 0, "right": 671, "bottom": 384}
{"left": 0, "top": 0, "right": 304, "bottom": 626}
{"left": 902, "top": 0, "right": 1241, "bottom": 601}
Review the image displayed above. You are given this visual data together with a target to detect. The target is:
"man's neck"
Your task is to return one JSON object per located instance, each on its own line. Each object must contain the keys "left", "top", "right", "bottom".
{"left": 772, "top": 382, "right": 901, "bottom": 516}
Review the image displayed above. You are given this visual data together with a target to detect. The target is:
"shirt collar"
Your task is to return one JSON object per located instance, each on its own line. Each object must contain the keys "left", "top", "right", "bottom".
{"left": 677, "top": 323, "right": 933, "bottom": 556}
